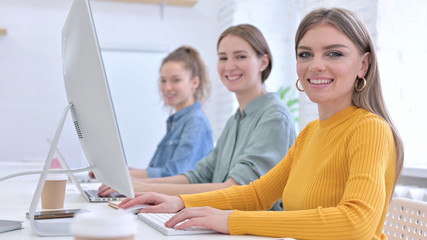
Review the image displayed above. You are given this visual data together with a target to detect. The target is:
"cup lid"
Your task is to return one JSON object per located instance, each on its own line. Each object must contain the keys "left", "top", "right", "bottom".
{"left": 70, "top": 208, "right": 137, "bottom": 237}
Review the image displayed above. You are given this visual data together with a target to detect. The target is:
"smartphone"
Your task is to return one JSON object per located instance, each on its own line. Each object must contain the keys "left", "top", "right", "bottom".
{"left": 26, "top": 209, "right": 88, "bottom": 220}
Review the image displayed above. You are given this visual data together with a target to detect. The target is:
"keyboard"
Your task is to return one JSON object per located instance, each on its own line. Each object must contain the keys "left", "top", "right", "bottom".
{"left": 137, "top": 213, "right": 217, "bottom": 236}
{"left": 83, "top": 188, "right": 125, "bottom": 202}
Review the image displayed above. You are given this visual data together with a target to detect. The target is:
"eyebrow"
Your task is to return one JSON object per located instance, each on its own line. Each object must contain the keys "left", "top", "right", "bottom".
{"left": 217, "top": 50, "right": 249, "bottom": 55}
{"left": 161, "top": 74, "right": 181, "bottom": 79}
{"left": 324, "top": 44, "right": 348, "bottom": 49}
{"left": 297, "top": 44, "right": 349, "bottom": 51}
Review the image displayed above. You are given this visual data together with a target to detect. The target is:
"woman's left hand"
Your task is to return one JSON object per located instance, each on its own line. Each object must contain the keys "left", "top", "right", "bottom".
{"left": 165, "top": 207, "right": 233, "bottom": 234}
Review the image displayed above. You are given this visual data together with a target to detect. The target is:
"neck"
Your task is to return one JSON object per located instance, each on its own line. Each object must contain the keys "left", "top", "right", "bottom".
{"left": 318, "top": 101, "right": 353, "bottom": 120}
{"left": 174, "top": 99, "right": 195, "bottom": 112}
{"left": 237, "top": 87, "right": 266, "bottom": 114}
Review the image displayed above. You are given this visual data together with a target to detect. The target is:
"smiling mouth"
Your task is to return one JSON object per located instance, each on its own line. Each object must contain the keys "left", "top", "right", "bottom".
{"left": 308, "top": 78, "right": 333, "bottom": 85}
{"left": 164, "top": 93, "right": 176, "bottom": 99}
{"left": 226, "top": 74, "right": 242, "bottom": 81}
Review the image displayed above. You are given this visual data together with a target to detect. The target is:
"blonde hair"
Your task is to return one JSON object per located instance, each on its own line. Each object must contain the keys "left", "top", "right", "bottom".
{"left": 161, "top": 46, "right": 211, "bottom": 103}
{"left": 295, "top": 8, "right": 404, "bottom": 187}
{"left": 217, "top": 24, "right": 272, "bottom": 83}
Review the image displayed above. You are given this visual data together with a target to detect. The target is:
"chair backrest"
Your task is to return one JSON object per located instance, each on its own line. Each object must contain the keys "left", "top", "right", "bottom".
{"left": 383, "top": 197, "right": 427, "bottom": 240}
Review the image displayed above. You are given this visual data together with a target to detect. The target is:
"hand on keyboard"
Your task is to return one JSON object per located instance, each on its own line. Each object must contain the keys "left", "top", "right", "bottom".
{"left": 119, "top": 192, "right": 232, "bottom": 234}
{"left": 164, "top": 206, "right": 232, "bottom": 235}
{"left": 138, "top": 213, "right": 217, "bottom": 236}
{"left": 119, "top": 192, "right": 184, "bottom": 213}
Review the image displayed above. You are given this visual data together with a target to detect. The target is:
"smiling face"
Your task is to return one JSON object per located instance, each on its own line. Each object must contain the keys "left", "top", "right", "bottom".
{"left": 160, "top": 61, "right": 199, "bottom": 112}
{"left": 296, "top": 23, "right": 370, "bottom": 118}
{"left": 217, "top": 35, "right": 268, "bottom": 100}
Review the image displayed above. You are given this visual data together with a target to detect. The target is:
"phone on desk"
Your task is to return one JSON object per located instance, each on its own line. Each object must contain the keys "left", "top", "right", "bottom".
{"left": 26, "top": 209, "right": 88, "bottom": 220}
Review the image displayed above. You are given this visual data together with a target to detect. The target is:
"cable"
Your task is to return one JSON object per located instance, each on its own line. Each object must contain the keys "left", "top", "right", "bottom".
{"left": 0, "top": 166, "right": 94, "bottom": 181}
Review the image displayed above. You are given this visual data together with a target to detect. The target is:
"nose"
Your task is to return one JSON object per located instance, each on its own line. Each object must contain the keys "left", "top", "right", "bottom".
{"left": 224, "top": 59, "right": 236, "bottom": 71}
{"left": 309, "top": 56, "right": 326, "bottom": 72}
{"left": 162, "top": 81, "right": 172, "bottom": 91}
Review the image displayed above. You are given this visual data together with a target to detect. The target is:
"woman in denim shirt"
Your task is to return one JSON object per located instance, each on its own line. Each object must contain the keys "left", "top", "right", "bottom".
{"left": 101, "top": 25, "right": 296, "bottom": 208}
{"left": 129, "top": 46, "right": 214, "bottom": 178}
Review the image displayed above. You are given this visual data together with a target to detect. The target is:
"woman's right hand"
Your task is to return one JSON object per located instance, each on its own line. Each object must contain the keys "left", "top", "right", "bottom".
{"left": 118, "top": 192, "right": 185, "bottom": 213}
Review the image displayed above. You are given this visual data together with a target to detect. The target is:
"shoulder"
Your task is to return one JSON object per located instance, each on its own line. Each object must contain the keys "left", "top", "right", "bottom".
{"left": 346, "top": 108, "right": 394, "bottom": 142}
{"left": 258, "top": 93, "right": 294, "bottom": 122}
{"left": 351, "top": 108, "right": 391, "bottom": 130}
{"left": 183, "top": 104, "right": 211, "bottom": 125}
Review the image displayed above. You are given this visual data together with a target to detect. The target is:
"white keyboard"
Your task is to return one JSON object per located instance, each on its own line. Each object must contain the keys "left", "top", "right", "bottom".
{"left": 137, "top": 213, "right": 217, "bottom": 236}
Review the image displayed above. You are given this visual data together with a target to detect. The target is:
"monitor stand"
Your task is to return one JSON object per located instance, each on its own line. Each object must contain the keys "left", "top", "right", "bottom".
{"left": 28, "top": 104, "right": 94, "bottom": 236}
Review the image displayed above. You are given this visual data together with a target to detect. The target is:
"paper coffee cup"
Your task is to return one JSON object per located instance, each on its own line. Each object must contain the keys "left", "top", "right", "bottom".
{"left": 71, "top": 208, "right": 137, "bottom": 240}
{"left": 41, "top": 174, "right": 68, "bottom": 209}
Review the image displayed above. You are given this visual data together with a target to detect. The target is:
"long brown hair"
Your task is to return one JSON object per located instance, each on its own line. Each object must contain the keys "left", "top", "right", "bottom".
{"left": 161, "top": 46, "right": 211, "bottom": 103}
{"left": 295, "top": 8, "right": 404, "bottom": 187}
{"left": 217, "top": 24, "right": 272, "bottom": 83}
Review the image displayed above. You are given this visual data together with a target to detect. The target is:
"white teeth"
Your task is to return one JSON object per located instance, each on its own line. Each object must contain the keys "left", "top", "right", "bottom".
{"left": 310, "top": 79, "right": 332, "bottom": 84}
{"left": 227, "top": 75, "right": 240, "bottom": 81}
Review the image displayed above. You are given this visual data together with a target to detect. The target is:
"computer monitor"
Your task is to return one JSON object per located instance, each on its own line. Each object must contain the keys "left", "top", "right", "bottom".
{"left": 28, "top": 0, "right": 134, "bottom": 236}
{"left": 61, "top": 0, "right": 134, "bottom": 198}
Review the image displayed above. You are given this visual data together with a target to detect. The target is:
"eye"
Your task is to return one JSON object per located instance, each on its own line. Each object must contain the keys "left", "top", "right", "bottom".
{"left": 172, "top": 78, "right": 181, "bottom": 83}
{"left": 218, "top": 56, "right": 227, "bottom": 61}
{"left": 297, "top": 51, "right": 312, "bottom": 58}
{"left": 160, "top": 79, "right": 166, "bottom": 84}
{"left": 236, "top": 55, "right": 247, "bottom": 59}
{"left": 327, "top": 51, "right": 343, "bottom": 57}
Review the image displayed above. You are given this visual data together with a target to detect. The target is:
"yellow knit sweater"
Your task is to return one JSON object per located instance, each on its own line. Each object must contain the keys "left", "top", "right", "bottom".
{"left": 181, "top": 106, "right": 396, "bottom": 240}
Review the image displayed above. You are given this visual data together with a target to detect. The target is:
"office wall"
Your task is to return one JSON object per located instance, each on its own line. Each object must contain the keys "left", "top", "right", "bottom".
{"left": 0, "top": 0, "right": 221, "bottom": 168}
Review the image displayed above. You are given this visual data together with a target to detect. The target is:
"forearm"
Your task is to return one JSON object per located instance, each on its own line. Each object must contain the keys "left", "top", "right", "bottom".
{"left": 129, "top": 168, "right": 148, "bottom": 179}
{"left": 143, "top": 178, "right": 238, "bottom": 196}
{"left": 137, "top": 174, "right": 190, "bottom": 184}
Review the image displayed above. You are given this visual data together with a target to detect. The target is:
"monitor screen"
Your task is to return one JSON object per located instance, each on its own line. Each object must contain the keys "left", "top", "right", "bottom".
{"left": 61, "top": 0, "right": 134, "bottom": 198}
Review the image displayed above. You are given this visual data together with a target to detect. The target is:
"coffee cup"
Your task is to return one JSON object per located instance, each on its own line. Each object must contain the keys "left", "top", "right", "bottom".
{"left": 71, "top": 208, "right": 137, "bottom": 240}
{"left": 41, "top": 173, "right": 68, "bottom": 209}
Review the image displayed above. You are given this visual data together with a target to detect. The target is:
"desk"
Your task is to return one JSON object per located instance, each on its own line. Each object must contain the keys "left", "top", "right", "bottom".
{"left": 0, "top": 175, "right": 293, "bottom": 240}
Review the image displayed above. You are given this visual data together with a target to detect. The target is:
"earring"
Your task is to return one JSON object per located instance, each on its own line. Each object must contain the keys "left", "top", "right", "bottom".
{"left": 296, "top": 79, "right": 304, "bottom": 92}
{"left": 354, "top": 77, "right": 367, "bottom": 92}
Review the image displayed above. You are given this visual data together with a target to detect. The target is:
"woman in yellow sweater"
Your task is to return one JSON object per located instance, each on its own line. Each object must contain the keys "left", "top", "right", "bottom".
{"left": 119, "top": 8, "right": 404, "bottom": 240}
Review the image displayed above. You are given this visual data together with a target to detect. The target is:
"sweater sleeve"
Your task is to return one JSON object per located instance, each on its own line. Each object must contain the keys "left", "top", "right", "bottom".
{"left": 180, "top": 145, "right": 295, "bottom": 210}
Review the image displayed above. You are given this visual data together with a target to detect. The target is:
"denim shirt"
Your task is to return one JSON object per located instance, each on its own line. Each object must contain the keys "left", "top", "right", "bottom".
{"left": 147, "top": 102, "right": 213, "bottom": 178}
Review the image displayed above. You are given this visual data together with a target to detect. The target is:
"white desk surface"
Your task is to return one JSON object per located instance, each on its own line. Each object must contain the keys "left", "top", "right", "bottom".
{"left": 0, "top": 175, "right": 293, "bottom": 240}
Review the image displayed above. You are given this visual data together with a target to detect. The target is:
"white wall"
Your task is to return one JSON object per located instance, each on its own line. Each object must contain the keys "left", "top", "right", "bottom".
{"left": 0, "top": 0, "right": 221, "bottom": 168}
{"left": 377, "top": 0, "right": 427, "bottom": 169}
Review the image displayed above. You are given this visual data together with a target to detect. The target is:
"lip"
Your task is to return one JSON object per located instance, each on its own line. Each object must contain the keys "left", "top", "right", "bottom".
{"left": 226, "top": 74, "right": 243, "bottom": 81}
{"left": 163, "top": 93, "right": 176, "bottom": 99}
{"left": 307, "top": 76, "right": 334, "bottom": 86}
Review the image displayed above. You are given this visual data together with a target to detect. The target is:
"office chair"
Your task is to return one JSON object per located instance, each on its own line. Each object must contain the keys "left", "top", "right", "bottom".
{"left": 383, "top": 197, "right": 427, "bottom": 240}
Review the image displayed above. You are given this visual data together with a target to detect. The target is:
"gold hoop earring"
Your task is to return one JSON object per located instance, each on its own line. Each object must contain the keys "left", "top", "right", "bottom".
{"left": 354, "top": 77, "right": 367, "bottom": 92}
{"left": 296, "top": 79, "right": 304, "bottom": 92}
